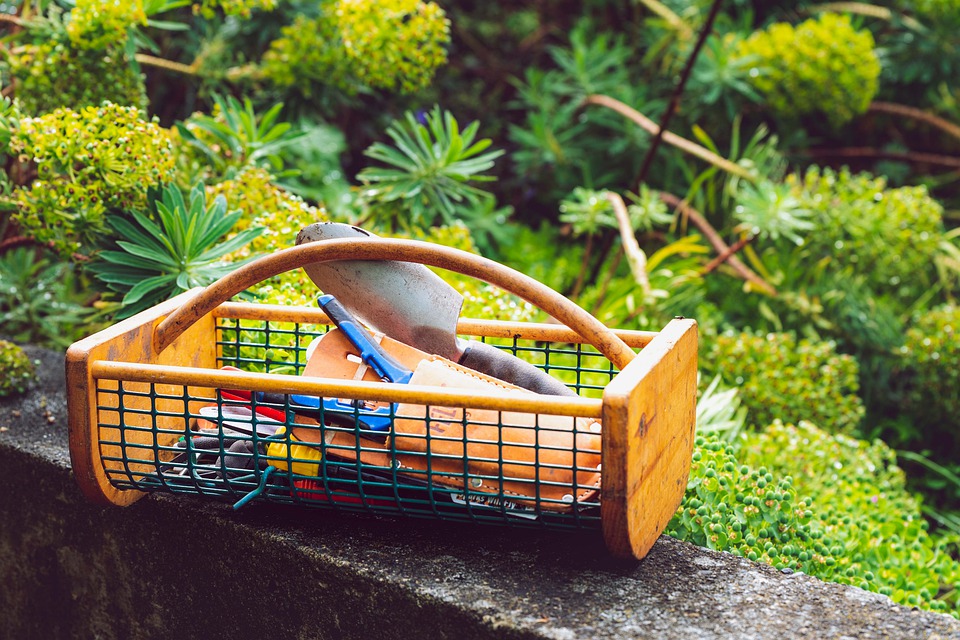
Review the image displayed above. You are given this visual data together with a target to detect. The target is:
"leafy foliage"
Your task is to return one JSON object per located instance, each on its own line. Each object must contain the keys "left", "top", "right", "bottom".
{"left": 743, "top": 421, "right": 960, "bottom": 614}
{"left": 730, "top": 179, "right": 812, "bottom": 244}
{"left": 259, "top": 14, "right": 358, "bottom": 99}
{"left": 275, "top": 121, "right": 352, "bottom": 218}
{"left": 695, "top": 375, "right": 747, "bottom": 443}
{"left": 507, "top": 19, "right": 653, "bottom": 206}
{"left": 0, "top": 340, "right": 35, "bottom": 397}
{"left": 786, "top": 167, "right": 947, "bottom": 307}
{"left": 735, "top": 13, "right": 880, "bottom": 126}
{"left": 66, "top": 0, "right": 147, "bottom": 50}
{"left": 899, "top": 305, "right": 960, "bottom": 453}
{"left": 672, "top": 422, "right": 960, "bottom": 616}
{"left": 88, "top": 182, "right": 263, "bottom": 318}
{"left": 357, "top": 105, "right": 504, "bottom": 229}
{"left": 667, "top": 434, "right": 825, "bottom": 568}
{"left": 700, "top": 332, "right": 865, "bottom": 433}
{"left": 335, "top": 0, "right": 450, "bottom": 95}
{"left": 196, "top": 0, "right": 277, "bottom": 19}
{"left": 0, "top": 247, "right": 96, "bottom": 347}
{"left": 687, "top": 32, "right": 763, "bottom": 121}
{"left": 207, "top": 166, "right": 329, "bottom": 307}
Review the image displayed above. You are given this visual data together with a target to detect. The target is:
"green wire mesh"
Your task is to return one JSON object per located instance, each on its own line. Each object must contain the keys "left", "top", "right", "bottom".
{"left": 95, "top": 316, "right": 620, "bottom": 530}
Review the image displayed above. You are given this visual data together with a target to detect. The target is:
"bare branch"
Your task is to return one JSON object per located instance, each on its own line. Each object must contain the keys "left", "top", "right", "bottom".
{"left": 657, "top": 191, "right": 777, "bottom": 296}
{"left": 606, "top": 192, "right": 652, "bottom": 297}
{"left": 583, "top": 94, "right": 755, "bottom": 181}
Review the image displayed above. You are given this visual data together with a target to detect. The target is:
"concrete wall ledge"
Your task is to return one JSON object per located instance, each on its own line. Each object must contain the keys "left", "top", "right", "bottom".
{"left": 2, "top": 346, "right": 959, "bottom": 639}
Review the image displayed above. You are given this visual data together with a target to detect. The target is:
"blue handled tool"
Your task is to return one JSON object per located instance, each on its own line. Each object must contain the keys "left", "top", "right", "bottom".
{"left": 289, "top": 294, "right": 415, "bottom": 432}
{"left": 316, "top": 293, "right": 413, "bottom": 384}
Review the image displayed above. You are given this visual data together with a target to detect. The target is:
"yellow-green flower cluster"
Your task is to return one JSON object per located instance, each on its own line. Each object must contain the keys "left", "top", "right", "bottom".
{"left": 0, "top": 341, "right": 36, "bottom": 398}
{"left": 10, "top": 103, "right": 175, "bottom": 257}
{"left": 8, "top": 41, "right": 146, "bottom": 115}
{"left": 261, "top": 0, "right": 450, "bottom": 97}
{"left": 67, "top": 0, "right": 147, "bottom": 51}
{"left": 195, "top": 0, "right": 278, "bottom": 19}
{"left": 736, "top": 13, "right": 880, "bottom": 126}
{"left": 700, "top": 332, "right": 864, "bottom": 433}
{"left": 672, "top": 424, "right": 960, "bottom": 616}
{"left": 335, "top": 0, "right": 450, "bottom": 94}
{"left": 260, "top": 15, "right": 354, "bottom": 96}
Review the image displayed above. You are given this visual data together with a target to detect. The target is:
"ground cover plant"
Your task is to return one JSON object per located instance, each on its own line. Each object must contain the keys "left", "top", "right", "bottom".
{"left": 2, "top": 0, "right": 960, "bottom": 616}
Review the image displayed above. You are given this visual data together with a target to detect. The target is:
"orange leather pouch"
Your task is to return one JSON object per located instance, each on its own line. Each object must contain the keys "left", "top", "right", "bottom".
{"left": 291, "top": 329, "right": 601, "bottom": 511}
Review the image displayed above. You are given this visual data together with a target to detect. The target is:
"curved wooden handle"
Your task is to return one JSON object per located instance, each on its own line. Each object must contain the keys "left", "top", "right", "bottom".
{"left": 153, "top": 238, "right": 636, "bottom": 369}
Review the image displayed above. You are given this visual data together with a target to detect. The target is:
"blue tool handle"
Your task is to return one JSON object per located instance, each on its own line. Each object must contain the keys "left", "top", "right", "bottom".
{"left": 289, "top": 394, "right": 393, "bottom": 432}
{"left": 318, "top": 294, "right": 413, "bottom": 384}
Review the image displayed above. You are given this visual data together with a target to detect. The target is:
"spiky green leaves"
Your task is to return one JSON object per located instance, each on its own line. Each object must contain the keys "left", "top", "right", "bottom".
{"left": 89, "top": 182, "right": 263, "bottom": 318}
{"left": 176, "top": 95, "right": 306, "bottom": 181}
{"left": 358, "top": 106, "right": 504, "bottom": 228}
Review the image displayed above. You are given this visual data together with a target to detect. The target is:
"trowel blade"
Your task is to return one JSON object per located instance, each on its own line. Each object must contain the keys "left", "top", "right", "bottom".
{"left": 296, "top": 222, "right": 464, "bottom": 362}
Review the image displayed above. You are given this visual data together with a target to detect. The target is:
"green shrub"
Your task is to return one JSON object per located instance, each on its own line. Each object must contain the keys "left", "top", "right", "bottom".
{"left": 701, "top": 332, "right": 864, "bottom": 433}
{"left": 735, "top": 13, "right": 879, "bottom": 126}
{"left": 8, "top": 41, "right": 147, "bottom": 115}
{"left": 900, "top": 305, "right": 960, "bottom": 451}
{"left": 260, "top": 15, "right": 357, "bottom": 98}
{"left": 0, "top": 340, "right": 35, "bottom": 397}
{"left": 196, "top": 0, "right": 278, "bottom": 19}
{"left": 66, "top": 0, "right": 147, "bottom": 51}
{"left": 357, "top": 105, "right": 503, "bottom": 230}
{"left": 261, "top": 0, "right": 450, "bottom": 98}
{"left": 671, "top": 424, "right": 960, "bottom": 616}
{"left": 335, "top": 0, "right": 450, "bottom": 95}
{"left": 174, "top": 96, "right": 305, "bottom": 183}
{"left": 9, "top": 103, "right": 175, "bottom": 257}
{"left": 743, "top": 421, "right": 960, "bottom": 614}
{"left": 787, "top": 167, "right": 946, "bottom": 308}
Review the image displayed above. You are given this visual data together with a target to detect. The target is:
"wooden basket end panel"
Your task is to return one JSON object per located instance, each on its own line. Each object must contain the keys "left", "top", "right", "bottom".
{"left": 600, "top": 318, "right": 699, "bottom": 560}
{"left": 66, "top": 352, "right": 139, "bottom": 507}
{"left": 65, "top": 291, "right": 218, "bottom": 507}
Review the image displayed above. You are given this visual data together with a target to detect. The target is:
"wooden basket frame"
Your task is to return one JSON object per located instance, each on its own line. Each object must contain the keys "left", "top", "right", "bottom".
{"left": 66, "top": 238, "right": 697, "bottom": 560}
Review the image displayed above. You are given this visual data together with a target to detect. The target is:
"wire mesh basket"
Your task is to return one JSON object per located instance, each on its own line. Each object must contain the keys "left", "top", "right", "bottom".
{"left": 67, "top": 238, "right": 697, "bottom": 559}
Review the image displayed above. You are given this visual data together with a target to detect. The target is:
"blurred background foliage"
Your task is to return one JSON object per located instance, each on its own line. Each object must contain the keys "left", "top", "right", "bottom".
{"left": 2, "top": 0, "right": 960, "bottom": 616}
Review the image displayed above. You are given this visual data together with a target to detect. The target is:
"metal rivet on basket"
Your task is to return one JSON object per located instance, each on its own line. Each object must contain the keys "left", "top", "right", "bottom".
{"left": 562, "top": 494, "right": 574, "bottom": 503}
{"left": 470, "top": 477, "right": 483, "bottom": 488}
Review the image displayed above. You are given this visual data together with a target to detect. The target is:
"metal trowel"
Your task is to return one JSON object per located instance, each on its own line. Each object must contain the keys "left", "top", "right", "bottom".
{"left": 296, "top": 222, "right": 575, "bottom": 396}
